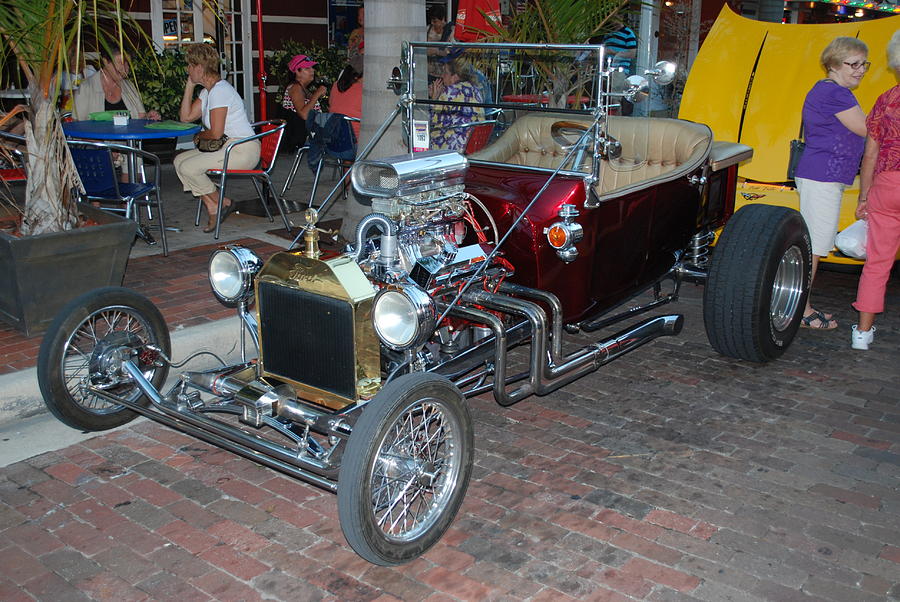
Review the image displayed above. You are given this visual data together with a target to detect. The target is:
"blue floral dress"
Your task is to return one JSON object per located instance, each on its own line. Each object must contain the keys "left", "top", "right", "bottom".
{"left": 430, "top": 81, "right": 484, "bottom": 152}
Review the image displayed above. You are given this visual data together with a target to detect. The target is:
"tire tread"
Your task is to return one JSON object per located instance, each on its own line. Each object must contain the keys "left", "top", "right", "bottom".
{"left": 704, "top": 205, "right": 810, "bottom": 362}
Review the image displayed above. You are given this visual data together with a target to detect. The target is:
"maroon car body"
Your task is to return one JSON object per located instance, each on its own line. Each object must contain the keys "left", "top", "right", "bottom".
{"left": 466, "top": 164, "right": 738, "bottom": 320}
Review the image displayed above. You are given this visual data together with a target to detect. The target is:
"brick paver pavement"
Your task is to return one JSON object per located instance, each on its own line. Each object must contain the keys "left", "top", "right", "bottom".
{"left": 1, "top": 268, "right": 898, "bottom": 601}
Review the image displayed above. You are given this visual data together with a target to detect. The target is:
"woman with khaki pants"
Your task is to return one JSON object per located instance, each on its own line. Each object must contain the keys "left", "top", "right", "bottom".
{"left": 175, "top": 43, "right": 260, "bottom": 233}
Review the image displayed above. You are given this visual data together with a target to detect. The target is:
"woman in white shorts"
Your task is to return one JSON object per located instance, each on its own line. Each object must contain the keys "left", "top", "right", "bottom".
{"left": 793, "top": 37, "right": 869, "bottom": 330}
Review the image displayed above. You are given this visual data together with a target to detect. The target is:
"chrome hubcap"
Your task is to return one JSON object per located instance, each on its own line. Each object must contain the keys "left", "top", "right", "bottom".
{"left": 370, "top": 399, "right": 462, "bottom": 542}
{"left": 61, "top": 307, "right": 160, "bottom": 414}
{"left": 770, "top": 245, "right": 804, "bottom": 332}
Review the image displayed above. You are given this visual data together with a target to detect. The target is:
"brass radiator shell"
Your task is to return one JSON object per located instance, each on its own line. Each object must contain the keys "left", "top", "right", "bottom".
{"left": 255, "top": 252, "right": 379, "bottom": 410}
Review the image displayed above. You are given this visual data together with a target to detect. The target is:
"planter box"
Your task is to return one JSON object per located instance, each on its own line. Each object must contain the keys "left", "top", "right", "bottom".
{"left": 0, "top": 204, "right": 137, "bottom": 336}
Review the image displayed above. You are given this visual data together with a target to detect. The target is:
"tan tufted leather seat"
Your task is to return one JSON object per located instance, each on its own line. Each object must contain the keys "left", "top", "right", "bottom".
{"left": 470, "top": 114, "right": 713, "bottom": 199}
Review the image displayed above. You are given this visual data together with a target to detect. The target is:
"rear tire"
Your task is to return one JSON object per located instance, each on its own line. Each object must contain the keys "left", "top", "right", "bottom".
{"left": 337, "top": 373, "right": 473, "bottom": 566}
{"left": 37, "top": 287, "right": 170, "bottom": 431}
{"left": 704, "top": 205, "right": 811, "bottom": 362}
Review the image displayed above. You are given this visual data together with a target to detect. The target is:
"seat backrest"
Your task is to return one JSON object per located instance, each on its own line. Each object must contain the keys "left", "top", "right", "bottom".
{"left": 258, "top": 122, "right": 284, "bottom": 171}
{"left": 69, "top": 145, "right": 118, "bottom": 197}
{"left": 469, "top": 114, "right": 712, "bottom": 197}
{"left": 465, "top": 123, "right": 494, "bottom": 154}
{"left": 469, "top": 114, "right": 571, "bottom": 169}
{"left": 597, "top": 116, "right": 712, "bottom": 197}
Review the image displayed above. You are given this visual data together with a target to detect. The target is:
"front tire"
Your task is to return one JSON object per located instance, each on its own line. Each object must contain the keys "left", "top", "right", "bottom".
{"left": 37, "top": 287, "right": 171, "bottom": 431}
{"left": 337, "top": 373, "right": 474, "bottom": 566}
{"left": 704, "top": 205, "right": 811, "bottom": 362}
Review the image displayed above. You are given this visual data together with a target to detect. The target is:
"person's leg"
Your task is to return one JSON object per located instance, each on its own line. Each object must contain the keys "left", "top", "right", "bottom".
{"left": 173, "top": 149, "right": 210, "bottom": 193}
{"left": 853, "top": 172, "right": 900, "bottom": 339}
{"left": 189, "top": 140, "right": 261, "bottom": 231}
{"left": 797, "top": 178, "right": 842, "bottom": 328}
{"left": 174, "top": 148, "right": 223, "bottom": 229}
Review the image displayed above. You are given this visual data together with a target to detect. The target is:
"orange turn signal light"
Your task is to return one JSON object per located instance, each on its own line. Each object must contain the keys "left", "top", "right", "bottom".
{"left": 547, "top": 225, "right": 569, "bottom": 249}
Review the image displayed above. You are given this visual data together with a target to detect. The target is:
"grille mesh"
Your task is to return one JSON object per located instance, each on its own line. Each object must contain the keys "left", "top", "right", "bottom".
{"left": 359, "top": 164, "right": 399, "bottom": 193}
{"left": 258, "top": 282, "right": 357, "bottom": 400}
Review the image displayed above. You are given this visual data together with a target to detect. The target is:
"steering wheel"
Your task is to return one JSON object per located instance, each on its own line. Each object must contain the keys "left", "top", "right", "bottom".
{"left": 550, "top": 120, "right": 621, "bottom": 163}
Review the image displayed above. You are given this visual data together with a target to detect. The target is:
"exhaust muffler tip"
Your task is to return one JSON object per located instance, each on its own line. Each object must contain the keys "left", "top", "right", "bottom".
{"left": 666, "top": 314, "right": 684, "bottom": 336}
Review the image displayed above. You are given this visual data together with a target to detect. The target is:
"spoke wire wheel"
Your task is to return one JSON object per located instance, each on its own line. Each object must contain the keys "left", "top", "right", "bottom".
{"left": 38, "top": 287, "right": 170, "bottom": 431}
{"left": 61, "top": 305, "right": 161, "bottom": 414}
{"left": 770, "top": 245, "right": 804, "bottom": 332}
{"left": 369, "top": 397, "right": 463, "bottom": 543}
{"left": 338, "top": 373, "right": 473, "bottom": 566}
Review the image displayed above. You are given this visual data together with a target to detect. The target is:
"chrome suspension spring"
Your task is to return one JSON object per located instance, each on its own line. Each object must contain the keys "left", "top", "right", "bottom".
{"left": 686, "top": 230, "right": 716, "bottom": 269}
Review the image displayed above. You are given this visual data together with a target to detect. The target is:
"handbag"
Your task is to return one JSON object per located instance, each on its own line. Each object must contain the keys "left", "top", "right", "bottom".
{"left": 787, "top": 121, "right": 805, "bottom": 181}
{"left": 835, "top": 219, "right": 868, "bottom": 259}
{"left": 194, "top": 133, "right": 228, "bottom": 152}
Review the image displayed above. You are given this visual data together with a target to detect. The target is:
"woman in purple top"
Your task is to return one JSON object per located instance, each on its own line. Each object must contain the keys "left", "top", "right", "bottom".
{"left": 795, "top": 37, "right": 869, "bottom": 330}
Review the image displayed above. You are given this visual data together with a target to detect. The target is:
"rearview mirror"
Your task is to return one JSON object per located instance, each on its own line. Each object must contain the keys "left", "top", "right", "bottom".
{"left": 387, "top": 66, "right": 405, "bottom": 95}
{"left": 645, "top": 61, "right": 677, "bottom": 86}
{"left": 623, "top": 75, "right": 650, "bottom": 103}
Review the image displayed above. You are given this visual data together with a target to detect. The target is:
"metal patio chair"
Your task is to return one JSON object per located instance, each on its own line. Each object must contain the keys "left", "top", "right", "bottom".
{"left": 68, "top": 139, "right": 168, "bottom": 256}
{"left": 306, "top": 113, "right": 359, "bottom": 206}
{"left": 200, "top": 119, "right": 291, "bottom": 240}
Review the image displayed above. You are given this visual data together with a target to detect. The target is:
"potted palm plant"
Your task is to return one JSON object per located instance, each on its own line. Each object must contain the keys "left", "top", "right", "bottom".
{"left": 0, "top": 0, "right": 144, "bottom": 336}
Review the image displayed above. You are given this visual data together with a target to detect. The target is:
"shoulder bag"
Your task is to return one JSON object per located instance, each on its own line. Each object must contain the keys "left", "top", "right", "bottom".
{"left": 787, "top": 120, "right": 805, "bottom": 181}
{"left": 194, "top": 132, "right": 229, "bottom": 153}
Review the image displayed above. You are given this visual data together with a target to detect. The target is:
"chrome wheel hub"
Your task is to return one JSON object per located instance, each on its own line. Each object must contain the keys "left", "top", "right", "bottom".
{"left": 770, "top": 245, "right": 804, "bottom": 332}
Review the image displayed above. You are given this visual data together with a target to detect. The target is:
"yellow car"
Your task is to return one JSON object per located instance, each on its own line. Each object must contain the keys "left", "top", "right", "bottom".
{"left": 681, "top": 7, "right": 900, "bottom": 267}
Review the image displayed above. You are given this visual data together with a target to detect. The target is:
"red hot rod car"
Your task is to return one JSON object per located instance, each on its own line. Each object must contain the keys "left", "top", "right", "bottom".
{"left": 38, "top": 42, "right": 811, "bottom": 565}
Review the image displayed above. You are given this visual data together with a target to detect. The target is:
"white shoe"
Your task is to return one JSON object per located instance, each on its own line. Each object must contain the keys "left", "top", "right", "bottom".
{"left": 851, "top": 325, "right": 875, "bottom": 350}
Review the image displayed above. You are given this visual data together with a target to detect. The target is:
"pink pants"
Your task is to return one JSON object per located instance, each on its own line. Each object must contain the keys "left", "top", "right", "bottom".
{"left": 853, "top": 170, "right": 900, "bottom": 314}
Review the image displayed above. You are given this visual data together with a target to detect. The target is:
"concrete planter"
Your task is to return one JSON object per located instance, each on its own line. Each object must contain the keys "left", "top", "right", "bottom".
{"left": 0, "top": 204, "right": 136, "bottom": 336}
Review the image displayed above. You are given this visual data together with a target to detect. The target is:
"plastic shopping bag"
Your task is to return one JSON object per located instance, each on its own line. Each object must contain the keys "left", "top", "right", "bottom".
{"left": 835, "top": 219, "right": 868, "bottom": 259}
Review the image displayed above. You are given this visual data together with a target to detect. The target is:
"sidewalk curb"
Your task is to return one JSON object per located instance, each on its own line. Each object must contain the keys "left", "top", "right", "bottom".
{"left": 0, "top": 315, "right": 246, "bottom": 427}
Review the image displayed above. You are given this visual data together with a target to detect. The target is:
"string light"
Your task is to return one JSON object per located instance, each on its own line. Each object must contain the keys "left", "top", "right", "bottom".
{"left": 812, "top": 0, "right": 900, "bottom": 13}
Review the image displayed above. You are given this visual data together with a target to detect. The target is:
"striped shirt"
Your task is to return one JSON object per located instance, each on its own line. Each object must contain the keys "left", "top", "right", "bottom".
{"left": 603, "top": 26, "right": 637, "bottom": 73}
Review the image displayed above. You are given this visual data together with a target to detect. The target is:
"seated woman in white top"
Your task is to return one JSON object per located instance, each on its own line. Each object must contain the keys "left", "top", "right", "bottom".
{"left": 174, "top": 43, "right": 259, "bottom": 233}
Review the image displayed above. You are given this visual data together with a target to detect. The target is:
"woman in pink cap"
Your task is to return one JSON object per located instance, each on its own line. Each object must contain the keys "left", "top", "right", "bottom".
{"left": 281, "top": 54, "right": 327, "bottom": 152}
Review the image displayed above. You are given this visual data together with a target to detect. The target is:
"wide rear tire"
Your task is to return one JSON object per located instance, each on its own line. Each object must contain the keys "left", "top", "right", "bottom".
{"left": 37, "top": 287, "right": 171, "bottom": 431}
{"left": 337, "top": 373, "right": 473, "bottom": 566}
{"left": 704, "top": 205, "right": 811, "bottom": 362}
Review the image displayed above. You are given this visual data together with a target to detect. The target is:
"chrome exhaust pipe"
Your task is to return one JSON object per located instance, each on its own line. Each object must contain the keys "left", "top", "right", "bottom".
{"left": 453, "top": 290, "right": 682, "bottom": 405}
{"left": 90, "top": 361, "right": 342, "bottom": 490}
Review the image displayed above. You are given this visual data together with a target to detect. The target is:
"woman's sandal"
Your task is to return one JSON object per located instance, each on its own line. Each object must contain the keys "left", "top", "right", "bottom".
{"left": 202, "top": 203, "right": 236, "bottom": 233}
{"left": 801, "top": 309, "right": 838, "bottom": 330}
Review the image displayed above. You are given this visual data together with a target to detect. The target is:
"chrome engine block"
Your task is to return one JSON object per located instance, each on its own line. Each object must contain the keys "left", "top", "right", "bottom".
{"left": 351, "top": 151, "right": 494, "bottom": 288}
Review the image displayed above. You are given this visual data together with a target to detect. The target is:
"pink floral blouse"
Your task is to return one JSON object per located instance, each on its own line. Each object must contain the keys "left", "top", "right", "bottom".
{"left": 866, "top": 84, "right": 900, "bottom": 175}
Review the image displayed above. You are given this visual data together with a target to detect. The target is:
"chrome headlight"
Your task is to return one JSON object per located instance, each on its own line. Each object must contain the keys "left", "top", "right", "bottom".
{"left": 209, "top": 246, "right": 263, "bottom": 304}
{"left": 372, "top": 285, "right": 436, "bottom": 351}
